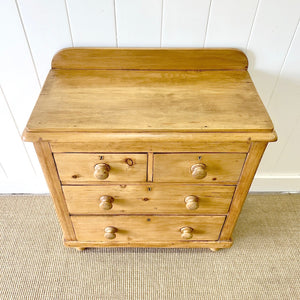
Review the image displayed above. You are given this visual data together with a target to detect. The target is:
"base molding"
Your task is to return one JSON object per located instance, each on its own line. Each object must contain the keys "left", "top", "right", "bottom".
{"left": 64, "top": 239, "right": 233, "bottom": 249}
{"left": 251, "top": 175, "right": 300, "bottom": 192}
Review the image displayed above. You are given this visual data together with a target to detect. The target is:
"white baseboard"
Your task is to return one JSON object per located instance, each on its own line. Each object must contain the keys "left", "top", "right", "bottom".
{"left": 0, "top": 177, "right": 48, "bottom": 194}
{"left": 250, "top": 175, "right": 300, "bottom": 192}
{"left": 0, "top": 175, "right": 299, "bottom": 194}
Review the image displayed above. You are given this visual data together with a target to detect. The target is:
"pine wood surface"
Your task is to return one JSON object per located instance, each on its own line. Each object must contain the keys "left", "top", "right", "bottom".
{"left": 63, "top": 185, "right": 235, "bottom": 215}
{"left": 154, "top": 153, "right": 246, "bottom": 183}
{"left": 34, "top": 142, "right": 75, "bottom": 240}
{"left": 23, "top": 68, "right": 274, "bottom": 137}
{"left": 50, "top": 141, "right": 250, "bottom": 153}
{"left": 64, "top": 239, "right": 233, "bottom": 249}
{"left": 54, "top": 153, "right": 147, "bottom": 183}
{"left": 71, "top": 215, "right": 225, "bottom": 242}
{"left": 52, "top": 48, "right": 248, "bottom": 70}
{"left": 220, "top": 142, "right": 267, "bottom": 240}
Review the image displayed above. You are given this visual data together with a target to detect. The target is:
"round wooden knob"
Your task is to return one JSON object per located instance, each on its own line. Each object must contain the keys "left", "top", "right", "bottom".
{"left": 94, "top": 163, "right": 110, "bottom": 180}
{"left": 104, "top": 226, "right": 118, "bottom": 239}
{"left": 191, "top": 163, "right": 207, "bottom": 179}
{"left": 180, "top": 227, "right": 193, "bottom": 239}
{"left": 99, "top": 195, "right": 114, "bottom": 210}
{"left": 184, "top": 195, "right": 199, "bottom": 210}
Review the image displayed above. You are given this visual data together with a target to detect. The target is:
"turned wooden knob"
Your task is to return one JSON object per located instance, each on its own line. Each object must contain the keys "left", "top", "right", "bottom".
{"left": 94, "top": 163, "right": 110, "bottom": 180}
{"left": 184, "top": 195, "right": 199, "bottom": 210}
{"left": 180, "top": 227, "right": 193, "bottom": 239}
{"left": 191, "top": 163, "right": 207, "bottom": 179}
{"left": 99, "top": 195, "right": 114, "bottom": 210}
{"left": 104, "top": 226, "right": 118, "bottom": 239}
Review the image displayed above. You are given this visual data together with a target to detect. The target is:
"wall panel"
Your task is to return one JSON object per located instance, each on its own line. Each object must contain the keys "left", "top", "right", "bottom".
{"left": 246, "top": 0, "right": 300, "bottom": 105}
{"left": 0, "top": 87, "right": 35, "bottom": 180}
{"left": 17, "top": 0, "right": 73, "bottom": 84}
{"left": 205, "top": 0, "right": 258, "bottom": 49}
{"left": 115, "top": 0, "right": 162, "bottom": 47}
{"left": 258, "top": 22, "right": 300, "bottom": 174}
{"left": 162, "top": 0, "right": 211, "bottom": 47}
{"left": 66, "top": 0, "right": 116, "bottom": 46}
{"left": 0, "top": 0, "right": 40, "bottom": 131}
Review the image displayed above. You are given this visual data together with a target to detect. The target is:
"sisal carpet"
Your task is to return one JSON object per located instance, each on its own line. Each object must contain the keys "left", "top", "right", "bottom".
{"left": 1, "top": 193, "right": 299, "bottom": 299}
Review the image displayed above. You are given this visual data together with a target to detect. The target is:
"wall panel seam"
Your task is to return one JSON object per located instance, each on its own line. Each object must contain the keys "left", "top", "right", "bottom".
{"left": 203, "top": 0, "right": 213, "bottom": 47}
{"left": 245, "top": 0, "right": 260, "bottom": 52}
{"left": 160, "top": 0, "right": 164, "bottom": 47}
{"left": 273, "top": 114, "right": 300, "bottom": 167}
{"left": 14, "top": 0, "right": 41, "bottom": 88}
{"left": 266, "top": 19, "right": 300, "bottom": 108}
{"left": 0, "top": 162, "right": 8, "bottom": 178}
{"left": 0, "top": 85, "right": 37, "bottom": 175}
{"left": 113, "top": 0, "right": 119, "bottom": 47}
{"left": 64, "top": 0, "right": 74, "bottom": 47}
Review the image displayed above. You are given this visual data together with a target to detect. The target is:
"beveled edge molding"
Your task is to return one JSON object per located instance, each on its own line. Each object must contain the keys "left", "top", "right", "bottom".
{"left": 64, "top": 239, "right": 233, "bottom": 249}
{"left": 22, "top": 130, "right": 277, "bottom": 144}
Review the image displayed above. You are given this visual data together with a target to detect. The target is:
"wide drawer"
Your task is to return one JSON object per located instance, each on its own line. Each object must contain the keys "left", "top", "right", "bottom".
{"left": 63, "top": 185, "right": 235, "bottom": 214}
{"left": 54, "top": 153, "right": 147, "bottom": 183}
{"left": 71, "top": 215, "right": 225, "bottom": 242}
{"left": 153, "top": 153, "right": 246, "bottom": 183}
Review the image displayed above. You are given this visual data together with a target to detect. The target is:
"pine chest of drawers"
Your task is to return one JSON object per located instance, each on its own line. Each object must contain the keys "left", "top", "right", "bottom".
{"left": 22, "top": 48, "right": 277, "bottom": 251}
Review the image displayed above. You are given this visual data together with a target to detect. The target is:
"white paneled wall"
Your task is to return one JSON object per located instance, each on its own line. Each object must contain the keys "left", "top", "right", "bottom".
{"left": 0, "top": 0, "right": 299, "bottom": 193}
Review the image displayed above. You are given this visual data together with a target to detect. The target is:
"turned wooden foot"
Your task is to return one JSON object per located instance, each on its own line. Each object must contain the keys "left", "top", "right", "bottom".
{"left": 210, "top": 248, "right": 220, "bottom": 252}
{"left": 76, "top": 247, "right": 86, "bottom": 251}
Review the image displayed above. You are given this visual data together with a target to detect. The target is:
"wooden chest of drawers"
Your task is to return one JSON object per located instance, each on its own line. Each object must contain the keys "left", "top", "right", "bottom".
{"left": 22, "top": 48, "right": 276, "bottom": 251}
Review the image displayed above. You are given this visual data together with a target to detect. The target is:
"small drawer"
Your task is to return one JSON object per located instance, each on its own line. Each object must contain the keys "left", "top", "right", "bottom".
{"left": 63, "top": 185, "right": 235, "bottom": 214}
{"left": 153, "top": 153, "right": 246, "bottom": 183}
{"left": 54, "top": 153, "right": 147, "bottom": 183}
{"left": 71, "top": 215, "right": 225, "bottom": 242}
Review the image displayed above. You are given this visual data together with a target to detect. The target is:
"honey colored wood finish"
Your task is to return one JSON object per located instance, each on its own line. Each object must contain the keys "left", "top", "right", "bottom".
{"left": 65, "top": 240, "right": 233, "bottom": 249}
{"left": 22, "top": 68, "right": 274, "bottom": 137}
{"left": 220, "top": 142, "right": 267, "bottom": 240}
{"left": 54, "top": 153, "right": 147, "bottom": 183}
{"left": 62, "top": 185, "right": 235, "bottom": 215}
{"left": 154, "top": 153, "right": 246, "bottom": 183}
{"left": 71, "top": 215, "right": 226, "bottom": 242}
{"left": 34, "top": 142, "right": 75, "bottom": 240}
{"left": 52, "top": 48, "right": 248, "bottom": 70}
{"left": 22, "top": 48, "right": 277, "bottom": 250}
{"left": 50, "top": 141, "right": 250, "bottom": 153}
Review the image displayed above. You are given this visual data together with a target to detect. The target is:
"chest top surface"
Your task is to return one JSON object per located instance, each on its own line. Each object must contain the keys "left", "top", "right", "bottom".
{"left": 23, "top": 48, "right": 275, "bottom": 141}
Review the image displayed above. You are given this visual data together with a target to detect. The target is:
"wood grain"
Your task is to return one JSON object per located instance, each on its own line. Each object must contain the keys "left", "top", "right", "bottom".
{"left": 154, "top": 153, "right": 246, "bottom": 183}
{"left": 52, "top": 48, "right": 248, "bottom": 70}
{"left": 64, "top": 239, "right": 233, "bottom": 249}
{"left": 147, "top": 152, "right": 154, "bottom": 181}
{"left": 34, "top": 142, "right": 75, "bottom": 240}
{"left": 220, "top": 142, "right": 267, "bottom": 240}
{"left": 62, "top": 184, "right": 235, "bottom": 214}
{"left": 23, "top": 68, "right": 274, "bottom": 135}
{"left": 50, "top": 141, "right": 250, "bottom": 153}
{"left": 71, "top": 215, "right": 226, "bottom": 242}
{"left": 24, "top": 131, "right": 277, "bottom": 144}
{"left": 54, "top": 153, "right": 147, "bottom": 183}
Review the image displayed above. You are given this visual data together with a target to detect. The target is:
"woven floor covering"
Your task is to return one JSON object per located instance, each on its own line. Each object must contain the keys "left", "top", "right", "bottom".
{"left": 1, "top": 193, "right": 299, "bottom": 300}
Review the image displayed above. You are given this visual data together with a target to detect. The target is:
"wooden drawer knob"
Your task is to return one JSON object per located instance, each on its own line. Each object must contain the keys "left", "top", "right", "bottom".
{"left": 104, "top": 226, "right": 118, "bottom": 239}
{"left": 94, "top": 163, "right": 110, "bottom": 180}
{"left": 184, "top": 195, "right": 199, "bottom": 210}
{"left": 180, "top": 227, "right": 193, "bottom": 239}
{"left": 191, "top": 163, "right": 207, "bottom": 179}
{"left": 99, "top": 195, "right": 114, "bottom": 210}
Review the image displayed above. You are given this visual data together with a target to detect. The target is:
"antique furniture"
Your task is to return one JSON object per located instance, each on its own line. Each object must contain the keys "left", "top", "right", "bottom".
{"left": 22, "top": 48, "right": 277, "bottom": 251}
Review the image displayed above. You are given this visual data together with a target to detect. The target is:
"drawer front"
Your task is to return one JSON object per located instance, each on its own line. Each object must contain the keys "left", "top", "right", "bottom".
{"left": 153, "top": 153, "right": 246, "bottom": 183}
{"left": 71, "top": 215, "right": 225, "bottom": 242}
{"left": 63, "top": 185, "right": 235, "bottom": 214}
{"left": 54, "top": 153, "right": 147, "bottom": 183}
